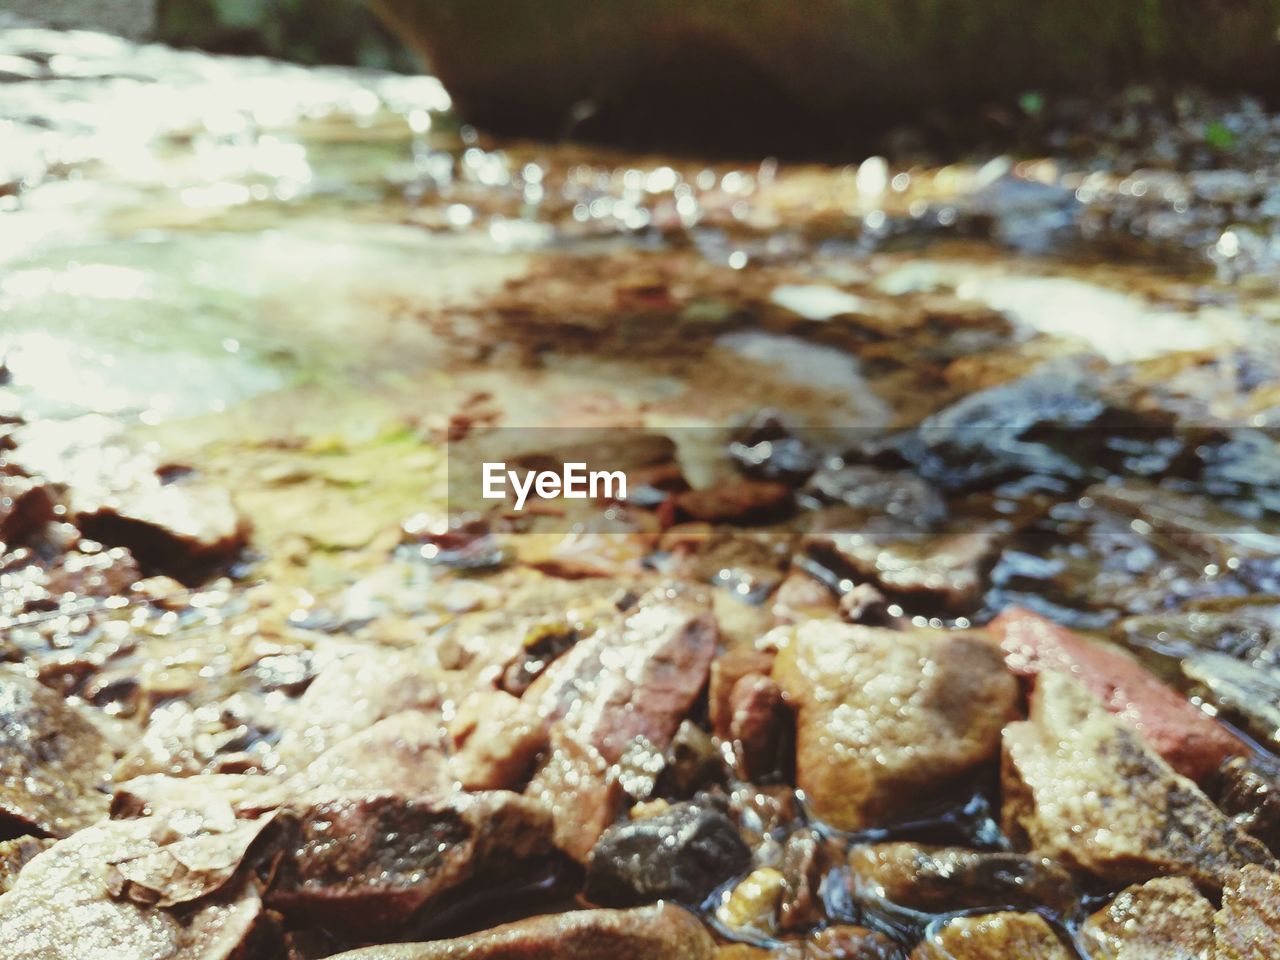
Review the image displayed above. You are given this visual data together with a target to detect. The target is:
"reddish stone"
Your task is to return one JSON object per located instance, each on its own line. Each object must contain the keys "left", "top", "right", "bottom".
{"left": 709, "top": 648, "right": 776, "bottom": 739}
{"left": 0, "top": 475, "right": 54, "bottom": 545}
{"left": 727, "top": 673, "right": 787, "bottom": 780}
{"left": 991, "top": 608, "right": 1246, "bottom": 783}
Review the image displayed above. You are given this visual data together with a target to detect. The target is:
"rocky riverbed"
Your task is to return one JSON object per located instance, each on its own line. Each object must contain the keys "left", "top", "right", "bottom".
{"left": 0, "top": 21, "right": 1278, "bottom": 960}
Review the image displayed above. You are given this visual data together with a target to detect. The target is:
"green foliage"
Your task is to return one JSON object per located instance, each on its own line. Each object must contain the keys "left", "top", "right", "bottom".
{"left": 1204, "top": 121, "right": 1237, "bottom": 151}
{"left": 1018, "top": 91, "right": 1047, "bottom": 118}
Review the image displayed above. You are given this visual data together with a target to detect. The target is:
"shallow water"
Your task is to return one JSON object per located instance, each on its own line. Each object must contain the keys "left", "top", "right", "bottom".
{"left": 4, "top": 13, "right": 1278, "bottom": 733}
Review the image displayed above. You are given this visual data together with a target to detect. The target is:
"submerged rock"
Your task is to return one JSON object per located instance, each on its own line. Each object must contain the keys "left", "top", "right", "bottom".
{"left": 728, "top": 428, "right": 818, "bottom": 488}
{"left": 1001, "top": 671, "right": 1275, "bottom": 892}
{"left": 1212, "top": 755, "right": 1280, "bottom": 856}
{"left": 717, "top": 926, "right": 905, "bottom": 959}
{"left": 772, "top": 622, "right": 1017, "bottom": 831}
{"left": 801, "top": 465, "right": 946, "bottom": 529}
{"left": 1081, "top": 876, "right": 1215, "bottom": 960}
{"left": 584, "top": 801, "right": 751, "bottom": 907}
{"left": 893, "top": 360, "right": 1125, "bottom": 489}
{"left": 804, "top": 926, "right": 904, "bottom": 959}
{"left": 1183, "top": 649, "right": 1280, "bottom": 755}
{"left": 1118, "top": 601, "right": 1280, "bottom": 750}
{"left": 0, "top": 669, "right": 114, "bottom": 838}
{"left": 658, "top": 721, "right": 726, "bottom": 799}
{"left": 112, "top": 772, "right": 287, "bottom": 821}
{"left": 847, "top": 843, "right": 1075, "bottom": 915}
{"left": 1117, "top": 600, "right": 1280, "bottom": 669}
{"left": 1005, "top": 483, "right": 1280, "bottom": 624}
{"left": 911, "top": 911, "right": 1073, "bottom": 960}
{"left": 769, "top": 571, "right": 839, "bottom": 624}
{"left": 325, "top": 904, "right": 716, "bottom": 959}
{"left": 709, "top": 649, "right": 777, "bottom": 739}
{"left": 777, "top": 829, "right": 840, "bottom": 933}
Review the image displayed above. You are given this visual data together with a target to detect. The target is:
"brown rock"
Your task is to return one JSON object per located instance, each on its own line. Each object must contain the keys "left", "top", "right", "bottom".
{"left": 993, "top": 607, "right": 1246, "bottom": 783}
{"left": 1215, "top": 865, "right": 1280, "bottom": 960}
{"left": 807, "top": 529, "right": 1000, "bottom": 613}
{"left": 807, "top": 926, "right": 904, "bottom": 959}
{"left": 448, "top": 690, "right": 548, "bottom": 790}
{"left": 659, "top": 720, "right": 724, "bottom": 797}
{"left": 803, "top": 466, "right": 947, "bottom": 526}
{"left": 714, "top": 866, "right": 786, "bottom": 935}
{"left": 777, "top": 830, "right": 835, "bottom": 932}
{"left": 710, "top": 648, "right": 776, "bottom": 739}
{"left": 714, "top": 926, "right": 902, "bottom": 960}
{"left": 1213, "top": 755, "right": 1280, "bottom": 856}
{"left": 267, "top": 790, "right": 552, "bottom": 937}
{"left": 0, "top": 668, "right": 114, "bottom": 838}
{"left": 847, "top": 843, "right": 1075, "bottom": 915}
{"left": 324, "top": 904, "right": 716, "bottom": 959}
{"left": 1001, "top": 670, "right": 1275, "bottom": 892}
{"left": 727, "top": 673, "right": 787, "bottom": 780}
{"left": 911, "top": 912, "right": 1073, "bottom": 960}
{"left": 75, "top": 482, "right": 248, "bottom": 585}
{"left": 525, "top": 725, "right": 622, "bottom": 863}
{"left": 1081, "top": 877, "right": 1214, "bottom": 960}
{"left": 838, "top": 582, "right": 889, "bottom": 625}
{"left": 526, "top": 588, "right": 717, "bottom": 763}
{"left": 772, "top": 622, "right": 1017, "bottom": 831}
{"left": 0, "top": 817, "right": 279, "bottom": 960}
{"left": 0, "top": 475, "right": 54, "bottom": 544}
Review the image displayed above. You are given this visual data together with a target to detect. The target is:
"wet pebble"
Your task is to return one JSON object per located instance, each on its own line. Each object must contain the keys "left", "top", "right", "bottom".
{"left": 585, "top": 801, "right": 751, "bottom": 907}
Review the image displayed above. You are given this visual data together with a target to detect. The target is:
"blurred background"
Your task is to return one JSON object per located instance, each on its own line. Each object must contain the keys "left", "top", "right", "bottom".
{"left": 3, "top": 0, "right": 415, "bottom": 69}
{"left": 8, "top": 0, "right": 1280, "bottom": 157}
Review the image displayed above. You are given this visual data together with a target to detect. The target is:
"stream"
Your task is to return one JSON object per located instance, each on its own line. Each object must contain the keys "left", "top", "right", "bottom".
{"left": 1, "top": 19, "right": 1278, "bottom": 960}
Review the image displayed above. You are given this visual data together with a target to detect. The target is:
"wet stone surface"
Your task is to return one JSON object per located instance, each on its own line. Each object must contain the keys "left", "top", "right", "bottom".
{"left": 585, "top": 801, "right": 752, "bottom": 908}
